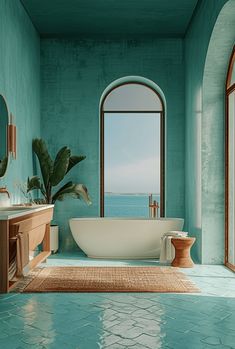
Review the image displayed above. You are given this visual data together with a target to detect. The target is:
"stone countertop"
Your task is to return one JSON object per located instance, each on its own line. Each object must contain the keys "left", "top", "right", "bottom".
{"left": 0, "top": 204, "right": 54, "bottom": 220}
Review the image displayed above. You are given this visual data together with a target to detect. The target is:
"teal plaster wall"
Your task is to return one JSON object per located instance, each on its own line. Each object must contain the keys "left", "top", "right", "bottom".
{"left": 184, "top": 0, "right": 234, "bottom": 263}
{"left": 202, "top": 0, "right": 235, "bottom": 264}
{"left": 0, "top": 0, "right": 40, "bottom": 199}
{"left": 41, "top": 38, "right": 185, "bottom": 251}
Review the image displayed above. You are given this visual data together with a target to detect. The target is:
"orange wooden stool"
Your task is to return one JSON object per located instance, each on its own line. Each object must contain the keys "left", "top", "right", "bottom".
{"left": 171, "top": 237, "right": 195, "bottom": 268}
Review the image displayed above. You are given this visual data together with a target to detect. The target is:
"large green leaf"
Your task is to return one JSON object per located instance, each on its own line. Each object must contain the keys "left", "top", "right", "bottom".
{"left": 32, "top": 139, "right": 53, "bottom": 191}
{"left": 66, "top": 155, "right": 86, "bottom": 174}
{"left": 74, "top": 184, "right": 92, "bottom": 204}
{"left": 27, "top": 176, "right": 41, "bottom": 191}
{"left": 51, "top": 181, "right": 73, "bottom": 202}
{"left": 27, "top": 176, "right": 46, "bottom": 198}
{"left": 52, "top": 182, "right": 91, "bottom": 205}
{"left": 50, "top": 146, "right": 71, "bottom": 186}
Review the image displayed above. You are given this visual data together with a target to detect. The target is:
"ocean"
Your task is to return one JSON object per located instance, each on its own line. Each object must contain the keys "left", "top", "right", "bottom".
{"left": 104, "top": 193, "right": 160, "bottom": 217}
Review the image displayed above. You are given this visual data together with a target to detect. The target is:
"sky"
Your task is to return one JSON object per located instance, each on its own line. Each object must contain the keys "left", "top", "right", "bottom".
{"left": 104, "top": 112, "right": 161, "bottom": 194}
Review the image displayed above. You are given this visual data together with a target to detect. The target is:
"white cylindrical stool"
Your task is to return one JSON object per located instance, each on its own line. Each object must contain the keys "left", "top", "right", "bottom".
{"left": 50, "top": 225, "right": 59, "bottom": 253}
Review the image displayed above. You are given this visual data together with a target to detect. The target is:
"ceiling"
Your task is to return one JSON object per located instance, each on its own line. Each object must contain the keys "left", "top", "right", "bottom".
{"left": 21, "top": 0, "right": 199, "bottom": 37}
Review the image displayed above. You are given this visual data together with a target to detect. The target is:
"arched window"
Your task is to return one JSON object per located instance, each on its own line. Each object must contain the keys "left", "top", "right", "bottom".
{"left": 100, "top": 81, "right": 165, "bottom": 217}
{"left": 225, "top": 46, "right": 235, "bottom": 271}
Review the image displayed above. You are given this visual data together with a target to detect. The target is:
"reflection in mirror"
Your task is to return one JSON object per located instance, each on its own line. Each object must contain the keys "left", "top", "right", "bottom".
{"left": 0, "top": 95, "right": 9, "bottom": 178}
{"left": 0, "top": 157, "right": 8, "bottom": 177}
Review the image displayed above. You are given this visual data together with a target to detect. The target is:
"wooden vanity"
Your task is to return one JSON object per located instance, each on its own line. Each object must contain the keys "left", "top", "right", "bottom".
{"left": 0, "top": 205, "right": 54, "bottom": 293}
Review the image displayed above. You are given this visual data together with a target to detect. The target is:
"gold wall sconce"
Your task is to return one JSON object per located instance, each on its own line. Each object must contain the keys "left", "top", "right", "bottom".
{"left": 8, "top": 113, "right": 16, "bottom": 159}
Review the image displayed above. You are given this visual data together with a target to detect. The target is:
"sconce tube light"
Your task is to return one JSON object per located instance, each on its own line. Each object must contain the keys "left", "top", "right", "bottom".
{"left": 8, "top": 113, "right": 16, "bottom": 159}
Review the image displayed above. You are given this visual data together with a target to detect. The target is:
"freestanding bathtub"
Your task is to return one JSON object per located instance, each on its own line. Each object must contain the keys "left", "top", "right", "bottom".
{"left": 69, "top": 217, "right": 184, "bottom": 259}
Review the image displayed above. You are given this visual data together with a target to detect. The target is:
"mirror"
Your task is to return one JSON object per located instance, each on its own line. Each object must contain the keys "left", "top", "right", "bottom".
{"left": 0, "top": 95, "right": 9, "bottom": 177}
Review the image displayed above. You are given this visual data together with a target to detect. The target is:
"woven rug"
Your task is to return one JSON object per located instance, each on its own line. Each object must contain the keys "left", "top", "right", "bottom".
{"left": 19, "top": 266, "right": 200, "bottom": 293}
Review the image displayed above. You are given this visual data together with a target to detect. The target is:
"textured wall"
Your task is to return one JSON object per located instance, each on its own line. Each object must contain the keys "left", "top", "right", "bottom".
{"left": 202, "top": 0, "right": 235, "bottom": 264}
{"left": 41, "top": 38, "right": 185, "bottom": 251}
{"left": 0, "top": 0, "right": 40, "bottom": 199}
{"left": 184, "top": 0, "right": 233, "bottom": 263}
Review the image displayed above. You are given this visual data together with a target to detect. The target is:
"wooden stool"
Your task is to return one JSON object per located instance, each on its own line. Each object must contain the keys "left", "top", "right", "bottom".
{"left": 171, "top": 237, "right": 195, "bottom": 268}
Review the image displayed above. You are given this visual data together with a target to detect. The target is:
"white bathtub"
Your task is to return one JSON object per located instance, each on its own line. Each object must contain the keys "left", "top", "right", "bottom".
{"left": 69, "top": 217, "right": 184, "bottom": 259}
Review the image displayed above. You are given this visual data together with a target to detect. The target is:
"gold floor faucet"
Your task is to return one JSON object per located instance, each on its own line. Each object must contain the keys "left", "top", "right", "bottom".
{"left": 148, "top": 194, "right": 159, "bottom": 219}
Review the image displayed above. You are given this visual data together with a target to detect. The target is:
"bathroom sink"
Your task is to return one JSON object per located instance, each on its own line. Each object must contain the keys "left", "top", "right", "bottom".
{"left": 0, "top": 206, "right": 36, "bottom": 211}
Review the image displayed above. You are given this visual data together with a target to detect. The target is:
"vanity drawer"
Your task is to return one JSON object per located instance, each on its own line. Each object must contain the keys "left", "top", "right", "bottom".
{"left": 9, "top": 209, "right": 53, "bottom": 238}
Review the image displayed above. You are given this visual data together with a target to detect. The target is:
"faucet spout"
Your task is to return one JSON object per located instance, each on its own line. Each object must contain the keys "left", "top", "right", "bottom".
{"left": 0, "top": 187, "right": 10, "bottom": 198}
{"left": 148, "top": 194, "right": 153, "bottom": 217}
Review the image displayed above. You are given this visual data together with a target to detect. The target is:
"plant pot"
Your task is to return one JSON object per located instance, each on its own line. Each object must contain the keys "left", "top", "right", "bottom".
{"left": 50, "top": 225, "right": 59, "bottom": 254}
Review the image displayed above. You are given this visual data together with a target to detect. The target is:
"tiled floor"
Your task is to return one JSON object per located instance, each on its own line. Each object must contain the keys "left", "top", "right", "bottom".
{"left": 0, "top": 252, "right": 235, "bottom": 349}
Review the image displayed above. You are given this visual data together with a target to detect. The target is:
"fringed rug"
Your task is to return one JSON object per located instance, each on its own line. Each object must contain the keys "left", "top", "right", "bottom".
{"left": 18, "top": 266, "right": 200, "bottom": 293}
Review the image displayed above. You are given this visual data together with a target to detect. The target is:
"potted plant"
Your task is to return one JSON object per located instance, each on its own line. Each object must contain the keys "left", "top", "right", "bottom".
{"left": 27, "top": 138, "right": 91, "bottom": 252}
